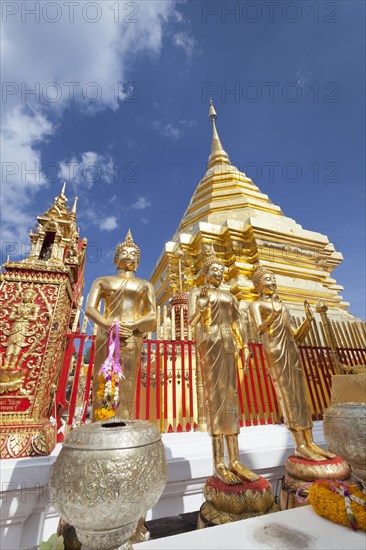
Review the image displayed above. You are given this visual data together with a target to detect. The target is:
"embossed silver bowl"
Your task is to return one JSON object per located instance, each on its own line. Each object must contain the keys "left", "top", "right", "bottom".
{"left": 49, "top": 420, "right": 167, "bottom": 550}
{"left": 323, "top": 403, "right": 366, "bottom": 485}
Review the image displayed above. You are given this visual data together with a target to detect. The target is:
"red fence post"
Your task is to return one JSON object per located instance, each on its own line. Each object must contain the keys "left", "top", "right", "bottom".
{"left": 180, "top": 340, "right": 187, "bottom": 430}
{"left": 145, "top": 340, "right": 151, "bottom": 421}
{"left": 188, "top": 340, "right": 194, "bottom": 429}
{"left": 163, "top": 341, "right": 168, "bottom": 431}
{"left": 156, "top": 341, "right": 161, "bottom": 424}
{"left": 55, "top": 335, "right": 75, "bottom": 442}
{"left": 67, "top": 334, "right": 86, "bottom": 426}
{"left": 80, "top": 336, "right": 95, "bottom": 423}
{"left": 136, "top": 356, "right": 142, "bottom": 420}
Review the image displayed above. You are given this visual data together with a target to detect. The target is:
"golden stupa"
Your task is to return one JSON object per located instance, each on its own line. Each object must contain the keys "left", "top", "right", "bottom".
{"left": 151, "top": 101, "right": 359, "bottom": 334}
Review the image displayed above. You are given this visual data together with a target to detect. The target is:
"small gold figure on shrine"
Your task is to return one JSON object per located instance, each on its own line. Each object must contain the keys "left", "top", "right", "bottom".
{"left": 86, "top": 230, "right": 156, "bottom": 419}
{"left": 3, "top": 287, "right": 39, "bottom": 369}
{"left": 188, "top": 254, "right": 259, "bottom": 485}
{"left": 249, "top": 266, "right": 335, "bottom": 462}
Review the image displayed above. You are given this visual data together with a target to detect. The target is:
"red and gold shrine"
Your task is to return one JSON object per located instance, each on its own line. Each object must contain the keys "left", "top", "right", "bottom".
{"left": 0, "top": 184, "right": 87, "bottom": 458}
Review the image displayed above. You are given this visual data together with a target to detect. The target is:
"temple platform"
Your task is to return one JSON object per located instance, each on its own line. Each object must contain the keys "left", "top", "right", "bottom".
{"left": 136, "top": 506, "right": 365, "bottom": 550}
{"left": 0, "top": 422, "right": 326, "bottom": 549}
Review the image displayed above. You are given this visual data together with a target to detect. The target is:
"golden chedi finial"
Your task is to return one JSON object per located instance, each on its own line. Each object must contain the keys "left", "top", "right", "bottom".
{"left": 207, "top": 99, "right": 231, "bottom": 169}
{"left": 114, "top": 228, "right": 141, "bottom": 268}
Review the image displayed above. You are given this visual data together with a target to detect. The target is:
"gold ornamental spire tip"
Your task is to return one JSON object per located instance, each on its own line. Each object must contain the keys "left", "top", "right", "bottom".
{"left": 61, "top": 182, "right": 66, "bottom": 196}
{"left": 71, "top": 197, "right": 78, "bottom": 213}
{"left": 208, "top": 99, "right": 217, "bottom": 121}
{"left": 207, "top": 101, "right": 230, "bottom": 169}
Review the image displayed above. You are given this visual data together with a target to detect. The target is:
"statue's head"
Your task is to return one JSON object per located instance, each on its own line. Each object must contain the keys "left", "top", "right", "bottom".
{"left": 252, "top": 265, "right": 277, "bottom": 296}
{"left": 23, "top": 288, "right": 37, "bottom": 303}
{"left": 202, "top": 254, "right": 225, "bottom": 287}
{"left": 114, "top": 229, "right": 140, "bottom": 272}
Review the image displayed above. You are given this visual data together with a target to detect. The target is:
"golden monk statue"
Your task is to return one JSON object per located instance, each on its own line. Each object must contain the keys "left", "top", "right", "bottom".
{"left": 86, "top": 230, "right": 156, "bottom": 419}
{"left": 249, "top": 265, "right": 335, "bottom": 462}
{"left": 188, "top": 254, "right": 259, "bottom": 485}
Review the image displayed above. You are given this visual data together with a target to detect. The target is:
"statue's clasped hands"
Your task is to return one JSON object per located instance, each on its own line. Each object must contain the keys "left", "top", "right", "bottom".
{"left": 115, "top": 322, "right": 137, "bottom": 339}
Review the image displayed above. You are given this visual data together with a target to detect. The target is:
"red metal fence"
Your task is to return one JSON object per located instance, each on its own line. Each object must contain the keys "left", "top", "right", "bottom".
{"left": 337, "top": 347, "right": 366, "bottom": 367}
{"left": 57, "top": 335, "right": 365, "bottom": 435}
{"left": 55, "top": 333, "right": 95, "bottom": 441}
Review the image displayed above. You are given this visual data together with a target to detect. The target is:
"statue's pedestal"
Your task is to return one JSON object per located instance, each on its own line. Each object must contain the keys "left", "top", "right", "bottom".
{"left": 197, "top": 476, "right": 277, "bottom": 528}
{"left": 280, "top": 455, "right": 351, "bottom": 510}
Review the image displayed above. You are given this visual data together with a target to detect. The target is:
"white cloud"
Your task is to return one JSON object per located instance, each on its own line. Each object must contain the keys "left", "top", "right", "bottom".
{"left": 1, "top": 104, "right": 54, "bottom": 242}
{"left": 59, "top": 151, "right": 117, "bottom": 189}
{"left": 100, "top": 216, "right": 118, "bottom": 231}
{"left": 172, "top": 31, "right": 197, "bottom": 57}
{"left": 80, "top": 209, "right": 117, "bottom": 232}
{"left": 1, "top": 0, "right": 194, "bottom": 245}
{"left": 296, "top": 65, "right": 314, "bottom": 87}
{"left": 179, "top": 119, "right": 197, "bottom": 128}
{"left": 131, "top": 197, "right": 151, "bottom": 210}
{"left": 152, "top": 118, "right": 197, "bottom": 139}
{"left": 152, "top": 121, "right": 182, "bottom": 139}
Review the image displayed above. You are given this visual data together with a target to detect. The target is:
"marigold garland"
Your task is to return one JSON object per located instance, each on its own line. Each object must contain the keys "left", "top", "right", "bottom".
{"left": 299, "top": 480, "right": 366, "bottom": 532}
{"left": 94, "top": 406, "right": 116, "bottom": 421}
{"left": 94, "top": 373, "right": 120, "bottom": 421}
{"left": 93, "top": 322, "right": 124, "bottom": 421}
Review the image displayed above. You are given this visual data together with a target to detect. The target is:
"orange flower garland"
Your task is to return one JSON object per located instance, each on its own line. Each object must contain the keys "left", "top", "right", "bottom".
{"left": 93, "top": 374, "right": 118, "bottom": 421}
{"left": 93, "top": 323, "right": 123, "bottom": 421}
{"left": 297, "top": 480, "right": 366, "bottom": 532}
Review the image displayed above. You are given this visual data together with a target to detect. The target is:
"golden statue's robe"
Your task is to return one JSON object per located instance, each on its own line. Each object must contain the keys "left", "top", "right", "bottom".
{"left": 250, "top": 299, "right": 312, "bottom": 430}
{"left": 190, "top": 287, "right": 241, "bottom": 436}
{"left": 92, "top": 276, "right": 156, "bottom": 419}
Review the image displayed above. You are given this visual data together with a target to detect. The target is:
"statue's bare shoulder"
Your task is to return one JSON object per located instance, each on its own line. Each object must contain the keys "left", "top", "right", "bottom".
{"left": 133, "top": 276, "right": 155, "bottom": 290}
{"left": 91, "top": 274, "right": 117, "bottom": 291}
{"left": 189, "top": 287, "right": 201, "bottom": 298}
{"left": 249, "top": 300, "right": 260, "bottom": 314}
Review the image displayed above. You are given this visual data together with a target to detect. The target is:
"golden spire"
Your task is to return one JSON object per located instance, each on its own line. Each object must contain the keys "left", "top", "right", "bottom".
{"left": 71, "top": 196, "right": 78, "bottom": 214}
{"left": 207, "top": 99, "right": 230, "bottom": 169}
{"left": 61, "top": 181, "right": 66, "bottom": 196}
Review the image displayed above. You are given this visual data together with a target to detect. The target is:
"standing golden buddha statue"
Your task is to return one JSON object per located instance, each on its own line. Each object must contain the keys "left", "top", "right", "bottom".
{"left": 249, "top": 265, "right": 333, "bottom": 461}
{"left": 189, "top": 255, "right": 276, "bottom": 526}
{"left": 249, "top": 265, "right": 350, "bottom": 508}
{"left": 188, "top": 254, "right": 258, "bottom": 485}
{"left": 86, "top": 230, "right": 156, "bottom": 420}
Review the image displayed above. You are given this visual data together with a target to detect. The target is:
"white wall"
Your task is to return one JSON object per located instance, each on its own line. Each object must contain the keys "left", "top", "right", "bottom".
{"left": 0, "top": 423, "right": 327, "bottom": 549}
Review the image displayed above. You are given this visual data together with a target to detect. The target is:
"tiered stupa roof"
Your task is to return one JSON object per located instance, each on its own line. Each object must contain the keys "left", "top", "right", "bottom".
{"left": 151, "top": 102, "right": 355, "bottom": 322}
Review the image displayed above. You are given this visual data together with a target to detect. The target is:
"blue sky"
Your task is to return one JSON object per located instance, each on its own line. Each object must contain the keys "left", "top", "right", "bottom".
{"left": 1, "top": 1, "right": 365, "bottom": 318}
